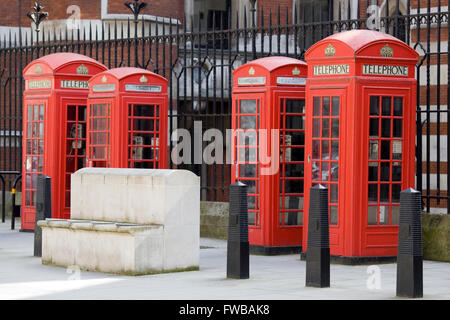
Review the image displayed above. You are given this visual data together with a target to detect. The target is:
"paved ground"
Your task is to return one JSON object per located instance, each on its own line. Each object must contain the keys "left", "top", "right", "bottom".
{"left": 0, "top": 220, "right": 449, "bottom": 300}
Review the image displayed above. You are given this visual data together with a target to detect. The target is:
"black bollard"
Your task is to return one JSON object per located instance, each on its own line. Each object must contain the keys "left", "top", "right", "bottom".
{"left": 227, "top": 181, "right": 249, "bottom": 279}
{"left": 34, "top": 175, "right": 52, "bottom": 257}
{"left": 396, "top": 188, "right": 423, "bottom": 298}
{"left": 305, "top": 184, "right": 330, "bottom": 288}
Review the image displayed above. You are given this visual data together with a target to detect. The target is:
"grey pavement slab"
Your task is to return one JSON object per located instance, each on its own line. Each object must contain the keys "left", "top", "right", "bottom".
{"left": 0, "top": 220, "right": 449, "bottom": 300}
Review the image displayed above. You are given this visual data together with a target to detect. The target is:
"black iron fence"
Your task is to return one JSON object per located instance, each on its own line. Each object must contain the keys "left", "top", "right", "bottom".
{"left": 0, "top": 1, "right": 448, "bottom": 212}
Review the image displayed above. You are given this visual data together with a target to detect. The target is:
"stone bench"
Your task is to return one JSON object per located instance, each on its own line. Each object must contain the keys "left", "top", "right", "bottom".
{"left": 38, "top": 168, "right": 200, "bottom": 275}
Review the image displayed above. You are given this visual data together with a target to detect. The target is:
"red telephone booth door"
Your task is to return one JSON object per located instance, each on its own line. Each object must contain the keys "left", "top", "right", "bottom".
{"left": 231, "top": 93, "right": 265, "bottom": 245}
{"left": 126, "top": 98, "right": 166, "bottom": 169}
{"left": 87, "top": 100, "right": 112, "bottom": 168}
{"left": 276, "top": 93, "right": 305, "bottom": 246}
{"left": 362, "top": 88, "right": 413, "bottom": 256}
{"left": 22, "top": 101, "right": 45, "bottom": 227}
{"left": 63, "top": 99, "right": 87, "bottom": 218}
{"left": 305, "top": 89, "right": 346, "bottom": 255}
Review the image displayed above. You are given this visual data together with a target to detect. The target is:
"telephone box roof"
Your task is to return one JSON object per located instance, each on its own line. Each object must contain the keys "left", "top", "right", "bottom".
{"left": 235, "top": 56, "right": 307, "bottom": 73}
{"left": 306, "top": 29, "right": 418, "bottom": 58}
{"left": 26, "top": 52, "right": 107, "bottom": 72}
{"left": 96, "top": 67, "right": 168, "bottom": 82}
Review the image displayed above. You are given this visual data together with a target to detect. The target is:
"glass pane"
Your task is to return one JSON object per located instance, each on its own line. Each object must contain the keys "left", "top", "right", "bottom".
{"left": 322, "top": 118, "right": 329, "bottom": 137}
{"left": 93, "top": 119, "right": 108, "bottom": 131}
{"left": 322, "top": 140, "right": 329, "bottom": 159}
{"left": 331, "top": 119, "right": 339, "bottom": 138}
{"left": 312, "top": 162, "right": 320, "bottom": 181}
{"left": 368, "top": 163, "right": 378, "bottom": 181}
{"left": 312, "top": 140, "right": 320, "bottom": 159}
{"left": 368, "top": 206, "right": 377, "bottom": 225}
{"left": 93, "top": 104, "right": 106, "bottom": 116}
{"left": 240, "top": 116, "right": 257, "bottom": 129}
{"left": 391, "top": 206, "right": 400, "bottom": 225}
{"left": 240, "top": 164, "right": 256, "bottom": 177}
{"left": 285, "top": 163, "right": 303, "bottom": 178}
{"left": 248, "top": 212, "right": 256, "bottom": 226}
{"left": 27, "top": 105, "right": 33, "bottom": 121}
{"left": 321, "top": 162, "right": 329, "bottom": 181}
{"left": 313, "top": 119, "right": 320, "bottom": 138}
{"left": 247, "top": 196, "right": 255, "bottom": 209}
{"left": 286, "top": 116, "right": 304, "bottom": 130}
{"left": 380, "top": 140, "right": 390, "bottom": 160}
{"left": 392, "top": 140, "right": 402, "bottom": 160}
{"left": 330, "top": 184, "right": 338, "bottom": 203}
{"left": 369, "top": 118, "right": 379, "bottom": 137}
{"left": 330, "top": 206, "right": 338, "bottom": 225}
{"left": 68, "top": 106, "right": 77, "bottom": 121}
{"left": 370, "top": 96, "right": 379, "bottom": 116}
{"left": 392, "top": 164, "right": 402, "bottom": 181}
{"left": 330, "top": 162, "right": 339, "bottom": 181}
{"left": 393, "top": 97, "right": 403, "bottom": 116}
{"left": 283, "top": 196, "right": 303, "bottom": 210}
{"left": 39, "top": 123, "right": 44, "bottom": 137}
{"left": 332, "top": 97, "right": 340, "bottom": 116}
{"left": 322, "top": 97, "right": 330, "bottom": 116}
{"left": 133, "top": 104, "right": 155, "bottom": 117}
{"left": 238, "top": 130, "right": 257, "bottom": 147}
{"left": 368, "top": 184, "right": 378, "bottom": 203}
{"left": 290, "top": 147, "right": 304, "bottom": 161}
{"left": 379, "top": 205, "right": 389, "bottom": 225}
{"left": 240, "top": 100, "right": 257, "bottom": 114}
{"left": 369, "top": 141, "right": 379, "bottom": 160}
{"left": 33, "top": 105, "right": 39, "bottom": 120}
{"left": 331, "top": 141, "right": 339, "bottom": 160}
{"left": 382, "top": 97, "right": 391, "bottom": 116}
{"left": 39, "top": 105, "right": 44, "bottom": 120}
{"left": 392, "top": 184, "right": 401, "bottom": 203}
{"left": 288, "top": 131, "right": 305, "bottom": 146}
{"left": 313, "top": 97, "right": 321, "bottom": 116}
{"left": 381, "top": 119, "right": 391, "bottom": 137}
{"left": 380, "top": 163, "right": 390, "bottom": 181}
{"left": 286, "top": 99, "right": 305, "bottom": 114}
{"left": 393, "top": 119, "right": 402, "bottom": 138}
{"left": 380, "top": 184, "right": 389, "bottom": 202}
{"left": 285, "top": 180, "right": 301, "bottom": 193}
{"left": 285, "top": 212, "right": 301, "bottom": 225}
{"left": 133, "top": 118, "right": 155, "bottom": 131}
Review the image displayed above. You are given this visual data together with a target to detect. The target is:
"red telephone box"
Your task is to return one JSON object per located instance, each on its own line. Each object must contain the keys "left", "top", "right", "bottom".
{"left": 232, "top": 56, "right": 307, "bottom": 254}
{"left": 86, "top": 67, "right": 168, "bottom": 169}
{"left": 22, "top": 53, "right": 107, "bottom": 230}
{"left": 303, "top": 30, "right": 418, "bottom": 262}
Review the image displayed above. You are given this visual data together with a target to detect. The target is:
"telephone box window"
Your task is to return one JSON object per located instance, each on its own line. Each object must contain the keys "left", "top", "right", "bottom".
{"left": 128, "top": 104, "right": 160, "bottom": 169}
{"left": 89, "top": 103, "right": 111, "bottom": 167}
{"left": 24, "top": 104, "right": 44, "bottom": 207}
{"left": 367, "top": 95, "right": 404, "bottom": 226}
{"left": 234, "top": 99, "right": 261, "bottom": 226}
{"left": 311, "top": 95, "right": 340, "bottom": 225}
{"left": 65, "top": 105, "right": 87, "bottom": 207}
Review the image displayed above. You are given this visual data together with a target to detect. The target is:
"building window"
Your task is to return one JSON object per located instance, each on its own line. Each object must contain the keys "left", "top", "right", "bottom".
{"left": 294, "top": 0, "right": 332, "bottom": 49}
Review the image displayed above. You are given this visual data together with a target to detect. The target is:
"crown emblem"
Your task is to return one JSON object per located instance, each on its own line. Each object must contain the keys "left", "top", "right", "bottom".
{"left": 102, "top": 76, "right": 107, "bottom": 83}
{"left": 292, "top": 67, "right": 300, "bottom": 75}
{"left": 325, "top": 44, "right": 336, "bottom": 57}
{"left": 35, "top": 65, "right": 42, "bottom": 74}
{"left": 380, "top": 44, "right": 394, "bottom": 57}
{"left": 77, "top": 64, "right": 89, "bottom": 75}
{"left": 249, "top": 67, "right": 255, "bottom": 75}
{"left": 140, "top": 75, "right": 148, "bottom": 83}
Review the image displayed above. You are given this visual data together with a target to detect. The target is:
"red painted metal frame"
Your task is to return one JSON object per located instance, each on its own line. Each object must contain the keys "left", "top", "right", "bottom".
{"left": 22, "top": 53, "right": 107, "bottom": 230}
{"left": 303, "top": 30, "right": 418, "bottom": 258}
{"left": 87, "top": 67, "right": 168, "bottom": 170}
{"left": 232, "top": 56, "right": 307, "bottom": 250}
